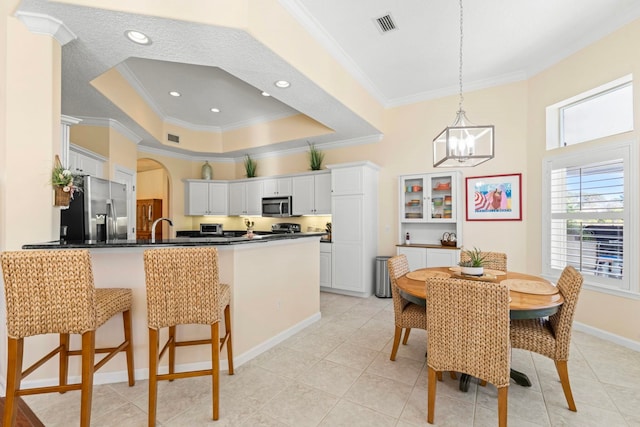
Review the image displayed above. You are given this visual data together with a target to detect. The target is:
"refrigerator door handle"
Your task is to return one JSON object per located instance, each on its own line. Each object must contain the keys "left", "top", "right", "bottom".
{"left": 107, "top": 199, "right": 117, "bottom": 240}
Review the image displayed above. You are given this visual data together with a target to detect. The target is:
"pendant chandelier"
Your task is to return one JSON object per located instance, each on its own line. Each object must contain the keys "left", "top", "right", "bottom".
{"left": 433, "top": 0, "right": 494, "bottom": 167}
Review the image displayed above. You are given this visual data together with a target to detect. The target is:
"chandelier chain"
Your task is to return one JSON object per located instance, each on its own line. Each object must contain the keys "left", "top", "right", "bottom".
{"left": 458, "top": 0, "right": 464, "bottom": 112}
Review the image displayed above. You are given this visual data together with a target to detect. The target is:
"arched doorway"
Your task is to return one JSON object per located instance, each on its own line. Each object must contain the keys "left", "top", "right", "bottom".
{"left": 136, "top": 158, "right": 171, "bottom": 240}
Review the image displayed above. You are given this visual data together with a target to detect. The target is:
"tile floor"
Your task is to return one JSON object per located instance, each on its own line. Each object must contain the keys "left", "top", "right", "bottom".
{"left": 23, "top": 292, "right": 640, "bottom": 426}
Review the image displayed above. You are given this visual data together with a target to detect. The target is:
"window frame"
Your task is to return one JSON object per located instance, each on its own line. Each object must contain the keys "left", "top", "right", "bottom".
{"left": 542, "top": 139, "right": 639, "bottom": 298}
{"left": 546, "top": 74, "right": 633, "bottom": 150}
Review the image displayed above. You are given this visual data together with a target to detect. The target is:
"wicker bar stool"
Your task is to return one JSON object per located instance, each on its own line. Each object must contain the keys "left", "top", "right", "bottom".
{"left": 426, "top": 277, "right": 510, "bottom": 426}
{"left": 460, "top": 251, "right": 507, "bottom": 271}
{"left": 143, "top": 247, "right": 233, "bottom": 425}
{"left": 1, "top": 250, "right": 135, "bottom": 427}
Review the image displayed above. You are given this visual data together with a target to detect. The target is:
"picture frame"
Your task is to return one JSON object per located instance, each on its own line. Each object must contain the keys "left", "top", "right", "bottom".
{"left": 465, "top": 173, "right": 522, "bottom": 221}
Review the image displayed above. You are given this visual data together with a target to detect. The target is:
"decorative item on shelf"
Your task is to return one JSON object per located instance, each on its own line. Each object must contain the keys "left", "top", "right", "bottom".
{"left": 308, "top": 142, "right": 325, "bottom": 170}
{"left": 51, "top": 154, "right": 81, "bottom": 207}
{"left": 244, "top": 154, "right": 257, "bottom": 178}
{"left": 433, "top": 197, "right": 444, "bottom": 207}
{"left": 432, "top": 0, "right": 494, "bottom": 168}
{"left": 440, "top": 232, "right": 457, "bottom": 247}
{"left": 405, "top": 232, "right": 411, "bottom": 245}
{"left": 459, "top": 246, "right": 486, "bottom": 276}
{"left": 434, "top": 182, "right": 451, "bottom": 191}
{"left": 201, "top": 160, "right": 213, "bottom": 179}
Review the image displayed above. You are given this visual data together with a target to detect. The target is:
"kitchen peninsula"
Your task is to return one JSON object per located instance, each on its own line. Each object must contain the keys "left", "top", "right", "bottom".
{"left": 22, "top": 233, "right": 324, "bottom": 385}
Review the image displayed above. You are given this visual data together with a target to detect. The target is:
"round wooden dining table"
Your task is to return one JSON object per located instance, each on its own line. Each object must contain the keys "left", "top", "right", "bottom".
{"left": 395, "top": 266, "right": 564, "bottom": 390}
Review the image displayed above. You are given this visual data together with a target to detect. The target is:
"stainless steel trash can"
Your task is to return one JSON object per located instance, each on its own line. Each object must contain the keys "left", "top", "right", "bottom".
{"left": 375, "top": 256, "right": 392, "bottom": 298}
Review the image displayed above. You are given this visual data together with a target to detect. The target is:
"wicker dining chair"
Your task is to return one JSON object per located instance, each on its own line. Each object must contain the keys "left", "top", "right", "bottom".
{"left": 1, "top": 250, "right": 135, "bottom": 427}
{"left": 510, "top": 265, "right": 584, "bottom": 412}
{"left": 143, "top": 247, "right": 233, "bottom": 425}
{"left": 426, "top": 277, "right": 510, "bottom": 427}
{"left": 460, "top": 251, "right": 507, "bottom": 272}
{"left": 387, "top": 255, "right": 427, "bottom": 361}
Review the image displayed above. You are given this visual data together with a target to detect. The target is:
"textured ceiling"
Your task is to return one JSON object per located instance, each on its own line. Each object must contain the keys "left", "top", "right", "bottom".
{"left": 14, "top": 0, "right": 640, "bottom": 160}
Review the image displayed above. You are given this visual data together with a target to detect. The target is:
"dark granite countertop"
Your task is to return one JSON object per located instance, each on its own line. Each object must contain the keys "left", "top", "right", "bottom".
{"left": 23, "top": 232, "right": 326, "bottom": 249}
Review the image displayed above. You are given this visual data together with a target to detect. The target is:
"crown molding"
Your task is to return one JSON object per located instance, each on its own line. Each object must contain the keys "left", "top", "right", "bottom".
{"left": 15, "top": 11, "right": 77, "bottom": 46}
{"left": 61, "top": 115, "right": 82, "bottom": 126}
{"left": 75, "top": 116, "right": 143, "bottom": 144}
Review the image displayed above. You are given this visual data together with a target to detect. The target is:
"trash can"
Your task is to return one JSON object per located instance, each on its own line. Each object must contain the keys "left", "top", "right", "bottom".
{"left": 375, "top": 256, "right": 392, "bottom": 298}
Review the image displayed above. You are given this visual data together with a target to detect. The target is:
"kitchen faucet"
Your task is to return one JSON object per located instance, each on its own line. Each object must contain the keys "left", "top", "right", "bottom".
{"left": 151, "top": 217, "right": 173, "bottom": 243}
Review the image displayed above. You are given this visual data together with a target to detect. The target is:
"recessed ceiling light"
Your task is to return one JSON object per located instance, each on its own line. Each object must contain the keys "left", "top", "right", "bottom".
{"left": 169, "top": 91, "right": 181, "bottom": 97}
{"left": 125, "top": 30, "right": 151, "bottom": 45}
{"left": 210, "top": 108, "right": 220, "bottom": 113}
{"left": 274, "top": 80, "right": 290, "bottom": 88}
{"left": 261, "top": 91, "right": 271, "bottom": 97}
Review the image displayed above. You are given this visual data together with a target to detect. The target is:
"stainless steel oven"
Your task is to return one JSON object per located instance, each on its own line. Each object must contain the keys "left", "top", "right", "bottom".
{"left": 262, "top": 196, "right": 294, "bottom": 217}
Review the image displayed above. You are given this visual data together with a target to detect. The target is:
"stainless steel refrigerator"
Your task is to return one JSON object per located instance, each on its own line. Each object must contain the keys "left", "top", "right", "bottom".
{"left": 61, "top": 176, "right": 128, "bottom": 242}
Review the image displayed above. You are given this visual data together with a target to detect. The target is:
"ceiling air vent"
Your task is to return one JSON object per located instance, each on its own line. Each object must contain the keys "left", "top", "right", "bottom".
{"left": 167, "top": 133, "right": 180, "bottom": 143}
{"left": 374, "top": 13, "right": 397, "bottom": 34}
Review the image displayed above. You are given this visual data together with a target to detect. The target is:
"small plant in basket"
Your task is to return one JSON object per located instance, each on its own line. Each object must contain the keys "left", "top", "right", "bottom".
{"left": 459, "top": 247, "right": 486, "bottom": 276}
{"left": 51, "top": 156, "right": 81, "bottom": 206}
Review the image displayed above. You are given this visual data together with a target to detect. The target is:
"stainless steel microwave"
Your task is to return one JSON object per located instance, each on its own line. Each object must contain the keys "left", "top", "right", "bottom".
{"left": 262, "top": 196, "right": 295, "bottom": 217}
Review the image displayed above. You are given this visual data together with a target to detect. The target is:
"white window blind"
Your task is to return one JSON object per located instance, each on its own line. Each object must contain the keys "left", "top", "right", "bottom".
{"left": 543, "top": 140, "right": 635, "bottom": 294}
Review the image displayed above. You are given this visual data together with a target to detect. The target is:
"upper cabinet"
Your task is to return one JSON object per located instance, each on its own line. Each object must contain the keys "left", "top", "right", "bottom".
{"left": 292, "top": 171, "right": 331, "bottom": 215}
{"left": 229, "top": 180, "right": 263, "bottom": 216}
{"left": 263, "top": 177, "right": 292, "bottom": 197}
{"left": 398, "top": 171, "right": 463, "bottom": 247}
{"left": 69, "top": 145, "right": 105, "bottom": 178}
{"left": 184, "top": 180, "right": 228, "bottom": 216}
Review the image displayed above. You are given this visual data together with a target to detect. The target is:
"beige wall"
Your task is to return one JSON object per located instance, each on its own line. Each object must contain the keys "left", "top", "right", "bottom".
{"left": 526, "top": 19, "right": 640, "bottom": 343}
{"left": 70, "top": 125, "right": 109, "bottom": 157}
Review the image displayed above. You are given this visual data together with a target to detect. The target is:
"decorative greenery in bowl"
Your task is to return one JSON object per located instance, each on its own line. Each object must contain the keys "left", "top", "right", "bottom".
{"left": 308, "top": 142, "right": 324, "bottom": 170}
{"left": 244, "top": 154, "right": 257, "bottom": 178}
{"left": 459, "top": 247, "right": 486, "bottom": 276}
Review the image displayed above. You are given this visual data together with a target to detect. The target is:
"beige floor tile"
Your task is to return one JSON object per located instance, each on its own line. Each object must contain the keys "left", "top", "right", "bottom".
{"left": 297, "top": 359, "right": 363, "bottom": 396}
{"left": 318, "top": 400, "right": 396, "bottom": 426}
{"left": 252, "top": 345, "right": 321, "bottom": 379}
{"left": 366, "top": 352, "right": 424, "bottom": 386}
{"left": 324, "top": 341, "right": 380, "bottom": 370}
{"left": 342, "top": 371, "right": 413, "bottom": 418}
{"left": 546, "top": 399, "right": 629, "bottom": 426}
{"left": 24, "top": 292, "right": 640, "bottom": 427}
{"left": 264, "top": 382, "right": 339, "bottom": 427}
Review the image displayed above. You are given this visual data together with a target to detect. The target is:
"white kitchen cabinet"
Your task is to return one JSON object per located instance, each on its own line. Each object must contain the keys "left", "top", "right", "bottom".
{"left": 263, "top": 177, "right": 292, "bottom": 196}
{"left": 68, "top": 145, "right": 105, "bottom": 178}
{"left": 292, "top": 171, "right": 331, "bottom": 215}
{"left": 184, "top": 180, "right": 228, "bottom": 215}
{"left": 320, "top": 242, "right": 332, "bottom": 288}
{"left": 229, "top": 180, "right": 263, "bottom": 215}
{"left": 326, "top": 162, "right": 379, "bottom": 297}
{"left": 396, "top": 246, "right": 460, "bottom": 270}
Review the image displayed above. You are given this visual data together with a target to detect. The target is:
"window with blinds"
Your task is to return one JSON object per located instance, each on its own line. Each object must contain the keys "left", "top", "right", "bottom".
{"left": 543, "top": 142, "right": 634, "bottom": 294}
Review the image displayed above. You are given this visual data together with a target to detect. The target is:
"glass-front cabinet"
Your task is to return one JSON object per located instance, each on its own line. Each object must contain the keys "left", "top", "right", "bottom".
{"left": 398, "top": 171, "right": 463, "bottom": 249}
{"left": 400, "top": 173, "right": 458, "bottom": 223}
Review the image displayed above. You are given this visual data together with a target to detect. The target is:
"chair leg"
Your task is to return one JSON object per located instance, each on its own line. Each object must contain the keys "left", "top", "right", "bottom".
{"left": 4, "top": 337, "right": 23, "bottom": 427}
{"left": 427, "top": 366, "right": 437, "bottom": 424}
{"left": 168, "top": 325, "right": 176, "bottom": 380}
{"left": 449, "top": 372, "right": 458, "bottom": 380}
{"left": 148, "top": 328, "right": 160, "bottom": 427}
{"left": 211, "top": 323, "right": 220, "bottom": 421}
{"left": 123, "top": 310, "right": 135, "bottom": 386}
{"left": 59, "top": 333, "right": 70, "bottom": 390}
{"left": 402, "top": 328, "right": 411, "bottom": 345}
{"left": 223, "top": 304, "right": 234, "bottom": 375}
{"left": 390, "top": 326, "right": 402, "bottom": 361}
{"left": 555, "top": 360, "right": 577, "bottom": 411}
{"left": 497, "top": 386, "right": 508, "bottom": 427}
{"left": 80, "top": 331, "right": 96, "bottom": 427}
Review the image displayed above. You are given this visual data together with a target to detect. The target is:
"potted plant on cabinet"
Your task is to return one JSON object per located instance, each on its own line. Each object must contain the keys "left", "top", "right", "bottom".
{"left": 459, "top": 247, "right": 486, "bottom": 276}
{"left": 244, "top": 154, "right": 257, "bottom": 178}
{"left": 308, "top": 142, "right": 325, "bottom": 170}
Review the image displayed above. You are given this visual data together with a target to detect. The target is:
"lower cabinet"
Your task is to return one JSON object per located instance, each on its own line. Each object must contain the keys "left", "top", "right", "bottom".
{"left": 397, "top": 246, "right": 460, "bottom": 271}
{"left": 320, "top": 242, "right": 332, "bottom": 288}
